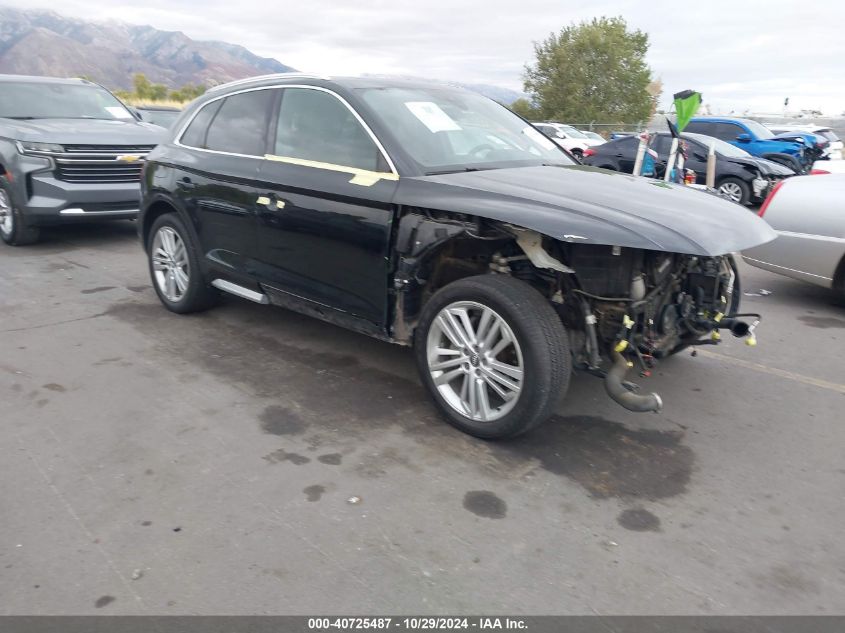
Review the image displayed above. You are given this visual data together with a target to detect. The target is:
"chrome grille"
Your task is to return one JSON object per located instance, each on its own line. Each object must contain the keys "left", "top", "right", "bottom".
{"left": 54, "top": 145, "right": 155, "bottom": 184}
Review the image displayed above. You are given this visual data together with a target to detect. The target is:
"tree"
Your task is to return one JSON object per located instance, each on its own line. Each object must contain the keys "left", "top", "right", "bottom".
{"left": 524, "top": 17, "right": 653, "bottom": 124}
{"left": 133, "top": 73, "right": 152, "bottom": 99}
{"left": 646, "top": 78, "right": 663, "bottom": 118}
{"left": 509, "top": 97, "right": 540, "bottom": 120}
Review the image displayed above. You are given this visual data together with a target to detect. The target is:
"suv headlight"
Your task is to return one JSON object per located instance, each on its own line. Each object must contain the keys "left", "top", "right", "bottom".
{"left": 16, "top": 141, "right": 65, "bottom": 155}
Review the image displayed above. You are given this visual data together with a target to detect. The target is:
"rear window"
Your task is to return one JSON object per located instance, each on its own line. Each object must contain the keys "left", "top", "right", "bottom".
{"left": 205, "top": 89, "right": 274, "bottom": 156}
{"left": 180, "top": 100, "right": 222, "bottom": 148}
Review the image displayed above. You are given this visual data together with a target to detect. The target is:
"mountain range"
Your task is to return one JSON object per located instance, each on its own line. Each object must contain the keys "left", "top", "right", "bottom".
{"left": 0, "top": 6, "right": 525, "bottom": 103}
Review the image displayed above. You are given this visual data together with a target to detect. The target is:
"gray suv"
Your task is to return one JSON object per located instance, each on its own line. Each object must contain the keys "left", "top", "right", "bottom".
{"left": 0, "top": 74, "right": 166, "bottom": 245}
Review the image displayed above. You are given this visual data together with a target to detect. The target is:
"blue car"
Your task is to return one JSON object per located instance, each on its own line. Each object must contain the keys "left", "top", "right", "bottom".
{"left": 685, "top": 117, "right": 809, "bottom": 173}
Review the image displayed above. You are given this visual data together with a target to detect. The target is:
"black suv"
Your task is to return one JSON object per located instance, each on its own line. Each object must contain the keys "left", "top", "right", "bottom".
{"left": 140, "top": 74, "right": 773, "bottom": 439}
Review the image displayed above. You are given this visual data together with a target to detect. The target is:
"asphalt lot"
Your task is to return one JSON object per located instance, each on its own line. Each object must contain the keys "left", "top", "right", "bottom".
{"left": 2, "top": 220, "right": 844, "bottom": 615}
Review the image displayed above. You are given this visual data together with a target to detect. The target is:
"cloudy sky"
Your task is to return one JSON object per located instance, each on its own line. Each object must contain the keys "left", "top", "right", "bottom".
{"left": 5, "top": 0, "right": 845, "bottom": 114}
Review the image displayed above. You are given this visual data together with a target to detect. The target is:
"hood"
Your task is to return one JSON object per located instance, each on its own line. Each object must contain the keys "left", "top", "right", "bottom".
{"left": 751, "top": 137, "right": 805, "bottom": 153}
{"left": 772, "top": 131, "right": 826, "bottom": 148}
{"left": 725, "top": 155, "right": 795, "bottom": 177}
{"left": 0, "top": 117, "right": 167, "bottom": 145}
{"left": 398, "top": 165, "right": 776, "bottom": 256}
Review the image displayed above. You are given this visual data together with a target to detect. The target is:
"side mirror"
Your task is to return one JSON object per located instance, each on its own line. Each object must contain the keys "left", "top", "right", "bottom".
{"left": 736, "top": 133, "right": 751, "bottom": 143}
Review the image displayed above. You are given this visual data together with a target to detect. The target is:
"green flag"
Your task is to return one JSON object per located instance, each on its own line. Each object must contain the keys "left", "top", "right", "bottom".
{"left": 673, "top": 89, "right": 702, "bottom": 132}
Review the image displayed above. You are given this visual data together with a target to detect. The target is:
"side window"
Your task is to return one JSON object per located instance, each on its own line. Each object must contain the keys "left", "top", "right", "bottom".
{"left": 614, "top": 137, "right": 638, "bottom": 151}
{"left": 180, "top": 100, "right": 222, "bottom": 148}
{"left": 715, "top": 123, "right": 743, "bottom": 141}
{"left": 651, "top": 135, "right": 673, "bottom": 155}
{"left": 205, "top": 89, "right": 275, "bottom": 156}
{"left": 274, "top": 88, "right": 383, "bottom": 172}
{"left": 683, "top": 121, "right": 708, "bottom": 136}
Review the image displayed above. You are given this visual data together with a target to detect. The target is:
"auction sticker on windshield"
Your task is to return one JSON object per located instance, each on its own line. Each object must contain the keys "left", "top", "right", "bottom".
{"left": 105, "top": 106, "right": 133, "bottom": 119}
{"left": 405, "top": 101, "right": 462, "bottom": 133}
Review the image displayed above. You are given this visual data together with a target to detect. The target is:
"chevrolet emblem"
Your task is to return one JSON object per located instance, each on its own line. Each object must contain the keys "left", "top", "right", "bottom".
{"left": 117, "top": 154, "right": 142, "bottom": 162}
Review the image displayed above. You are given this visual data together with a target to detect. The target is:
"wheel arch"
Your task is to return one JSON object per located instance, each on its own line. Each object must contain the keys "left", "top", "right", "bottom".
{"left": 140, "top": 196, "right": 193, "bottom": 252}
{"left": 833, "top": 252, "right": 845, "bottom": 293}
{"left": 391, "top": 209, "right": 560, "bottom": 343}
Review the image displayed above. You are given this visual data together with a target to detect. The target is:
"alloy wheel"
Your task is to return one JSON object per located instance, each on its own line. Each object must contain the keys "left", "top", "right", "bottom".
{"left": 426, "top": 301, "right": 524, "bottom": 422}
{"left": 718, "top": 182, "right": 743, "bottom": 203}
{"left": 151, "top": 226, "right": 190, "bottom": 302}
{"left": 0, "top": 190, "right": 13, "bottom": 237}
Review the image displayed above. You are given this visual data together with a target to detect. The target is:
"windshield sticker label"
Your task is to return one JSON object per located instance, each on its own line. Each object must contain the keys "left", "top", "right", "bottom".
{"left": 405, "top": 101, "right": 462, "bottom": 133}
{"left": 523, "top": 126, "right": 556, "bottom": 151}
{"left": 105, "top": 106, "right": 132, "bottom": 119}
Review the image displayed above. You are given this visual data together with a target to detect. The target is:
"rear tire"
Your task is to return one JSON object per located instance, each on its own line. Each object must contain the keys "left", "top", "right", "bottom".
{"left": 414, "top": 275, "right": 570, "bottom": 439}
{"left": 0, "top": 182, "right": 40, "bottom": 246}
{"left": 147, "top": 212, "right": 217, "bottom": 314}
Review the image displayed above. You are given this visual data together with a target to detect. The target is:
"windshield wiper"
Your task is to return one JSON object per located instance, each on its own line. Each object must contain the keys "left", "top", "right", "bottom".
{"left": 425, "top": 166, "right": 496, "bottom": 176}
{"left": 4, "top": 116, "right": 39, "bottom": 120}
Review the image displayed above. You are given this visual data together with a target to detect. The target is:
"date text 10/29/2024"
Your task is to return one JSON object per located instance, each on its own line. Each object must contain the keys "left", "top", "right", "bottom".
{"left": 308, "top": 618, "right": 527, "bottom": 630}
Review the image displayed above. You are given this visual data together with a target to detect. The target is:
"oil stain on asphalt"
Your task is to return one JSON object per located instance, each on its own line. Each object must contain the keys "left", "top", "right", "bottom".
{"left": 492, "top": 415, "right": 693, "bottom": 500}
{"left": 259, "top": 405, "right": 306, "bottom": 436}
{"left": 463, "top": 491, "right": 507, "bottom": 519}
{"left": 94, "top": 595, "right": 115, "bottom": 608}
{"left": 798, "top": 315, "right": 845, "bottom": 329}
{"left": 263, "top": 449, "right": 310, "bottom": 465}
{"left": 304, "top": 485, "right": 326, "bottom": 502}
{"left": 617, "top": 508, "right": 661, "bottom": 531}
{"left": 317, "top": 453, "right": 342, "bottom": 465}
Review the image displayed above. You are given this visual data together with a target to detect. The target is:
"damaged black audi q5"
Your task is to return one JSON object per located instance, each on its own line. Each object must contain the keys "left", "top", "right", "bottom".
{"left": 139, "top": 74, "right": 776, "bottom": 439}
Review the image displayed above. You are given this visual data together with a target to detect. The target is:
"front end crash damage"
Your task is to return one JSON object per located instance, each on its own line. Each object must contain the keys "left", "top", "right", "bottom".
{"left": 390, "top": 209, "right": 762, "bottom": 415}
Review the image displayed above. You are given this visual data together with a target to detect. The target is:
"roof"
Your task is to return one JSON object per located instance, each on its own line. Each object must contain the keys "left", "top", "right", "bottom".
{"left": 0, "top": 74, "right": 93, "bottom": 85}
{"left": 205, "top": 72, "right": 471, "bottom": 94}
{"left": 689, "top": 116, "right": 757, "bottom": 124}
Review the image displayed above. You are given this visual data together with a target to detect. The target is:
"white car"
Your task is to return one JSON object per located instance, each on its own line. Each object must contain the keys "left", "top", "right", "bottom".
{"left": 533, "top": 123, "right": 590, "bottom": 158}
{"left": 580, "top": 130, "right": 607, "bottom": 145}
{"left": 743, "top": 174, "right": 845, "bottom": 294}
{"left": 767, "top": 124, "right": 843, "bottom": 160}
{"left": 811, "top": 159, "right": 845, "bottom": 174}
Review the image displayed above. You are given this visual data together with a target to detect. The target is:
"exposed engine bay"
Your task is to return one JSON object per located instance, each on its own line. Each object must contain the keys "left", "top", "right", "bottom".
{"left": 394, "top": 211, "right": 761, "bottom": 414}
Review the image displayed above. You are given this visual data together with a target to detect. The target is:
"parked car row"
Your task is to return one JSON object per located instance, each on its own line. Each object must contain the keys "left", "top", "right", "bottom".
{"left": 582, "top": 130, "right": 795, "bottom": 205}
{"left": 532, "top": 122, "right": 604, "bottom": 158}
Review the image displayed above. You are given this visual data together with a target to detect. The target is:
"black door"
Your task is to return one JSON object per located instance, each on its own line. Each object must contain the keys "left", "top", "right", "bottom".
{"left": 613, "top": 136, "right": 640, "bottom": 173}
{"left": 254, "top": 87, "right": 399, "bottom": 327}
{"left": 175, "top": 88, "right": 275, "bottom": 278}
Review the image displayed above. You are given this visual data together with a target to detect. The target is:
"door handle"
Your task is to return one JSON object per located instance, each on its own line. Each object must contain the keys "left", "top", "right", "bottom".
{"left": 256, "top": 196, "right": 286, "bottom": 210}
{"left": 177, "top": 177, "right": 197, "bottom": 189}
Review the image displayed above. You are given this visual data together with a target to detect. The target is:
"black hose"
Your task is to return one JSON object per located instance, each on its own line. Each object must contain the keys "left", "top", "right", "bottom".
{"left": 581, "top": 299, "right": 601, "bottom": 369}
{"left": 605, "top": 350, "right": 663, "bottom": 413}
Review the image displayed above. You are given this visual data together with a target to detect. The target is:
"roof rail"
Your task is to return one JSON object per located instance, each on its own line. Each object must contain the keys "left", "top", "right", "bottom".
{"left": 206, "top": 73, "right": 328, "bottom": 93}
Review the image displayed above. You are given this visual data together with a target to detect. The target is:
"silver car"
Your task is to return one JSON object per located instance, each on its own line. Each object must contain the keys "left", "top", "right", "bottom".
{"left": 743, "top": 174, "right": 845, "bottom": 295}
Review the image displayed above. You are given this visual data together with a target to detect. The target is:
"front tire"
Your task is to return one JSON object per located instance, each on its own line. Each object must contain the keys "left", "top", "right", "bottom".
{"left": 0, "top": 182, "right": 40, "bottom": 246}
{"left": 717, "top": 177, "right": 751, "bottom": 205}
{"left": 414, "top": 275, "right": 570, "bottom": 439}
{"left": 147, "top": 213, "right": 217, "bottom": 313}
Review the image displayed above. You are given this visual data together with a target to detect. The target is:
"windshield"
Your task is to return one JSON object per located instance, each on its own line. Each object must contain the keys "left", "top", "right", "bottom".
{"left": 556, "top": 125, "right": 588, "bottom": 139}
{"left": 0, "top": 82, "right": 133, "bottom": 120}
{"left": 744, "top": 119, "right": 774, "bottom": 139}
{"left": 817, "top": 129, "right": 840, "bottom": 142}
{"left": 357, "top": 86, "right": 573, "bottom": 173}
{"left": 141, "top": 109, "right": 181, "bottom": 128}
{"left": 684, "top": 132, "right": 751, "bottom": 158}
